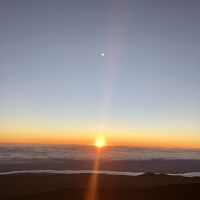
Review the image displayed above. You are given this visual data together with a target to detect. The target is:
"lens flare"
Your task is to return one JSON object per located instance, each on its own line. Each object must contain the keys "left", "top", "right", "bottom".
{"left": 101, "top": 52, "right": 105, "bottom": 57}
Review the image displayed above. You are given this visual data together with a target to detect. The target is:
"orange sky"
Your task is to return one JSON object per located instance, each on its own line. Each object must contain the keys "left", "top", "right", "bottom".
{"left": 0, "top": 128, "right": 199, "bottom": 149}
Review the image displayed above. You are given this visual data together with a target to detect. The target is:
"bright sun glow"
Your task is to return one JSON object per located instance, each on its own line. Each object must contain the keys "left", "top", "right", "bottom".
{"left": 95, "top": 138, "right": 105, "bottom": 148}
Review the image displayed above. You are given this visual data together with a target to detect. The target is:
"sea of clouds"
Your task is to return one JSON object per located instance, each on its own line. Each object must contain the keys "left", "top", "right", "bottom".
{"left": 0, "top": 169, "right": 200, "bottom": 177}
{"left": 0, "top": 144, "right": 199, "bottom": 161}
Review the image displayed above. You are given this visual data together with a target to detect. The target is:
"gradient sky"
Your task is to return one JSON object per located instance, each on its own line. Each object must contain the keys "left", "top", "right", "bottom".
{"left": 0, "top": 0, "right": 200, "bottom": 148}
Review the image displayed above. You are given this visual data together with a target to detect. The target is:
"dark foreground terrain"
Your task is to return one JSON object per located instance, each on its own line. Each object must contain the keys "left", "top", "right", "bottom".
{"left": 0, "top": 173, "right": 199, "bottom": 200}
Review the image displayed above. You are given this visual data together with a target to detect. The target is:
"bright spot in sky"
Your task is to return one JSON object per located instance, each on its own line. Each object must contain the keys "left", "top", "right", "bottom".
{"left": 101, "top": 52, "right": 105, "bottom": 57}
{"left": 95, "top": 138, "right": 105, "bottom": 148}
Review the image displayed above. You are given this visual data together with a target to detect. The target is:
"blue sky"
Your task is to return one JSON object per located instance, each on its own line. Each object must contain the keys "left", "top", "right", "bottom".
{"left": 0, "top": 0, "right": 200, "bottom": 147}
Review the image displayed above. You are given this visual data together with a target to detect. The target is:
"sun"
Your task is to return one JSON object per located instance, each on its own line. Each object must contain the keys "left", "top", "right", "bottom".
{"left": 95, "top": 138, "right": 105, "bottom": 148}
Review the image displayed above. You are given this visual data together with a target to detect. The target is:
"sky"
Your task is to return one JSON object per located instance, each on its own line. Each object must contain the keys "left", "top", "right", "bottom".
{"left": 0, "top": 0, "right": 200, "bottom": 148}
